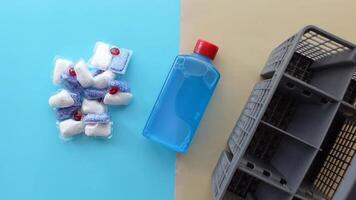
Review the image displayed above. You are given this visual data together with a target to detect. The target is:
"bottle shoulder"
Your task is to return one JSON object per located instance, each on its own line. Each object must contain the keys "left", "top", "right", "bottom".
{"left": 174, "top": 54, "right": 220, "bottom": 75}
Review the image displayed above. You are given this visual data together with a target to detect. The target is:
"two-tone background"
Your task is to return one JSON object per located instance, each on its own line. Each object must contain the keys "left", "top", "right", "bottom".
{"left": 0, "top": 0, "right": 355, "bottom": 200}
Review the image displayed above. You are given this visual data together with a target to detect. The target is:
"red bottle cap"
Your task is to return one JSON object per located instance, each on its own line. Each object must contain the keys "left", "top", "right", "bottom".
{"left": 193, "top": 39, "right": 219, "bottom": 60}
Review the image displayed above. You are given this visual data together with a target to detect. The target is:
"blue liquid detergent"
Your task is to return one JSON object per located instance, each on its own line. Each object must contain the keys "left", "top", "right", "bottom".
{"left": 143, "top": 40, "right": 220, "bottom": 153}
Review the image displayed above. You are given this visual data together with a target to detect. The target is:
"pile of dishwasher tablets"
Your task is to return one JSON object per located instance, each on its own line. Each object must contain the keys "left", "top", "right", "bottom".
{"left": 49, "top": 42, "right": 133, "bottom": 140}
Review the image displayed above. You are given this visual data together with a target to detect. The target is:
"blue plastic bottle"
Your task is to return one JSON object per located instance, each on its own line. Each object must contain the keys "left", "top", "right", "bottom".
{"left": 143, "top": 39, "right": 220, "bottom": 153}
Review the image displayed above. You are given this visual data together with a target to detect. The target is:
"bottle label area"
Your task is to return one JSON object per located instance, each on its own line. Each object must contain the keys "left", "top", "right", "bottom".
{"left": 143, "top": 56, "right": 220, "bottom": 152}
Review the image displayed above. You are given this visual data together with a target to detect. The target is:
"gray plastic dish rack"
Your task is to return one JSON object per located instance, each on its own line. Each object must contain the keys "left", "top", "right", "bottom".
{"left": 212, "top": 25, "right": 356, "bottom": 200}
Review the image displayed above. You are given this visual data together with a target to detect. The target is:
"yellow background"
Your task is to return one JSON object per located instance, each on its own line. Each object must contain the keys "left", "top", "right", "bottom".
{"left": 177, "top": 0, "right": 356, "bottom": 199}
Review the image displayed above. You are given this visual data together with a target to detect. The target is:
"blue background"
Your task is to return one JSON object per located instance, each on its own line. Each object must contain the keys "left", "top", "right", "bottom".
{"left": 0, "top": 1, "right": 179, "bottom": 199}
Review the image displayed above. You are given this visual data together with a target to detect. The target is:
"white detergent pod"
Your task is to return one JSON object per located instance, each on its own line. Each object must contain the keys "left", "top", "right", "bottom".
{"left": 59, "top": 119, "right": 84, "bottom": 138}
{"left": 49, "top": 90, "right": 75, "bottom": 108}
{"left": 53, "top": 59, "right": 73, "bottom": 85}
{"left": 82, "top": 99, "right": 106, "bottom": 114}
{"left": 90, "top": 42, "right": 112, "bottom": 70}
{"left": 93, "top": 70, "right": 116, "bottom": 89}
{"left": 85, "top": 123, "right": 112, "bottom": 137}
{"left": 103, "top": 92, "right": 133, "bottom": 105}
{"left": 74, "top": 60, "right": 94, "bottom": 87}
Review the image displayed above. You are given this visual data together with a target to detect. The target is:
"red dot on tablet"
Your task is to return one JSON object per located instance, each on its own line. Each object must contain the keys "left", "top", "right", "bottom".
{"left": 110, "top": 47, "right": 120, "bottom": 56}
{"left": 73, "top": 111, "right": 83, "bottom": 121}
{"left": 69, "top": 68, "right": 76, "bottom": 77}
{"left": 109, "top": 86, "right": 119, "bottom": 94}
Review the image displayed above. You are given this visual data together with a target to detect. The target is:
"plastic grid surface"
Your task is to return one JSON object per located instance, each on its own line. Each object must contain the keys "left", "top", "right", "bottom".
{"left": 344, "top": 78, "right": 356, "bottom": 106}
{"left": 296, "top": 30, "right": 351, "bottom": 61}
{"left": 246, "top": 125, "right": 282, "bottom": 164}
{"left": 228, "top": 79, "right": 274, "bottom": 158}
{"left": 227, "top": 170, "right": 259, "bottom": 198}
{"left": 285, "top": 53, "right": 313, "bottom": 83}
{"left": 261, "top": 93, "right": 297, "bottom": 131}
{"left": 212, "top": 151, "right": 232, "bottom": 199}
{"left": 313, "top": 119, "right": 356, "bottom": 199}
{"left": 262, "top": 35, "right": 297, "bottom": 76}
{"left": 212, "top": 26, "right": 356, "bottom": 200}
